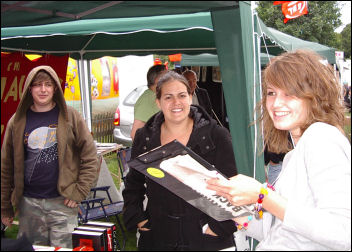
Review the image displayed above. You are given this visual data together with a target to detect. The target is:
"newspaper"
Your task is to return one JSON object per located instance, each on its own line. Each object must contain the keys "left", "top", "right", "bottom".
{"left": 128, "top": 140, "right": 255, "bottom": 221}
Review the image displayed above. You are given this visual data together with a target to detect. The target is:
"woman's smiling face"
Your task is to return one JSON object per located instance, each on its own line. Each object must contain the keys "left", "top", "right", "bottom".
{"left": 156, "top": 80, "right": 192, "bottom": 124}
{"left": 266, "top": 85, "right": 307, "bottom": 137}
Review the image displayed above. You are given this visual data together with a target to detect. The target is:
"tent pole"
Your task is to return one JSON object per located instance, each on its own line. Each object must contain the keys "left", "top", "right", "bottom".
{"left": 77, "top": 52, "right": 92, "bottom": 132}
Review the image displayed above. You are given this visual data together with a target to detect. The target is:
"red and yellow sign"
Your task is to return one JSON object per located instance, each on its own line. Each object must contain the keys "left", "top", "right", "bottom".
{"left": 64, "top": 56, "right": 119, "bottom": 101}
{"left": 1, "top": 53, "right": 120, "bottom": 146}
{"left": 273, "top": 1, "right": 308, "bottom": 24}
{"left": 90, "top": 57, "right": 119, "bottom": 100}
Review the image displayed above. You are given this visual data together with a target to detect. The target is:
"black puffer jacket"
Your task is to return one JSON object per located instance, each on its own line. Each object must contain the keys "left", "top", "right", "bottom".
{"left": 123, "top": 105, "right": 238, "bottom": 251}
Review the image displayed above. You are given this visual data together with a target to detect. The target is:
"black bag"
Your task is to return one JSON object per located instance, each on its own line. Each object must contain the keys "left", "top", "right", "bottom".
{"left": 1, "top": 233, "right": 34, "bottom": 251}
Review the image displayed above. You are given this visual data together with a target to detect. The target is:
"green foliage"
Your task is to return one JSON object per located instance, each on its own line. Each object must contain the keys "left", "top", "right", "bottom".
{"left": 105, "top": 154, "right": 138, "bottom": 251}
{"left": 256, "top": 1, "right": 342, "bottom": 48}
{"left": 154, "top": 54, "right": 175, "bottom": 69}
{"left": 4, "top": 221, "right": 18, "bottom": 239}
{"left": 104, "top": 153, "right": 121, "bottom": 190}
{"left": 331, "top": 32, "right": 342, "bottom": 51}
{"left": 341, "top": 24, "right": 351, "bottom": 58}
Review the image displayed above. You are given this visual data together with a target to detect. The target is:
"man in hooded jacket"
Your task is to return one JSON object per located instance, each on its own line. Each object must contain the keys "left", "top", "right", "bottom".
{"left": 1, "top": 65, "right": 98, "bottom": 248}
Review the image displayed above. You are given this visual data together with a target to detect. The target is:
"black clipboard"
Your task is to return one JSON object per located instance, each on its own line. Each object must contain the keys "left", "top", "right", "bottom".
{"left": 128, "top": 140, "right": 254, "bottom": 221}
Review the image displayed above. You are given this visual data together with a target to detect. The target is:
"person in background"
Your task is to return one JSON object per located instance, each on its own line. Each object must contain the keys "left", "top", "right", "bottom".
{"left": 172, "top": 66, "right": 182, "bottom": 74}
{"left": 1, "top": 66, "right": 98, "bottom": 248}
{"left": 207, "top": 50, "right": 351, "bottom": 250}
{"left": 123, "top": 71, "right": 238, "bottom": 250}
{"left": 131, "top": 64, "right": 167, "bottom": 141}
{"left": 263, "top": 148, "right": 286, "bottom": 185}
{"left": 183, "top": 69, "right": 213, "bottom": 117}
{"left": 343, "top": 82, "right": 351, "bottom": 112}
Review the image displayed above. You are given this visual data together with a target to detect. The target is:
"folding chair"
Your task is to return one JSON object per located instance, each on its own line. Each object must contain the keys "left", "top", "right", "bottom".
{"left": 117, "top": 147, "right": 131, "bottom": 185}
{"left": 78, "top": 186, "right": 127, "bottom": 250}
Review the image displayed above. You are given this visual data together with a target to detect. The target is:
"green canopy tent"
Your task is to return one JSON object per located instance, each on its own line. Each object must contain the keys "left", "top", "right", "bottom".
{"left": 0, "top": 1, "right": 336, "bottom": 187}
{"left": 1, "top": 1, "right": 238, "bottom": 27}
{"left": 1, "top": 12, "right": 217, "bottom": 59}
{"left": 255, "top": 17, "right": 336, "bottom": 65}
{"left": 2, "top": 2, "right": 267, "bottom": 184}
{"left": 1, "top": 3, "right": 338, "bottom": 249}
{"left": 180, "top": 53, "right": 273, "bottom": 67}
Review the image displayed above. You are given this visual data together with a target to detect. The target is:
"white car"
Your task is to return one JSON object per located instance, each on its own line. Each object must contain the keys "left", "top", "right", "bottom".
{"left": 113, "top": 85, "right": 148, "bottom": 146}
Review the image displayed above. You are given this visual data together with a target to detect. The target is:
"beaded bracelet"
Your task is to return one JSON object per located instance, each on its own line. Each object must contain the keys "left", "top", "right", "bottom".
{"left": 255, "top": 183, "right": 274, "bottom": 219}
{"left": 235, "top": 215, "right": 253, "bottom": 230}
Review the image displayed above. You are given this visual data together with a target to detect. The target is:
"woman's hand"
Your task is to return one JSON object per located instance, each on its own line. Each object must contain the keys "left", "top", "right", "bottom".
{"left": 137, "top": 219, "right": 151, "bottom": 231}
{"left": 204, "top": 226, "right": 218, "bottom": 236}
{"left": 206, "top": 174, "right": 262, "bottom": 206}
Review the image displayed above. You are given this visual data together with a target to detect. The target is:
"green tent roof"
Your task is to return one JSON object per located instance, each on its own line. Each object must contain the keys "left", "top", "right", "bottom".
{"left": 1, "top": 1, "right": 239, "bottom": 28}
{"left": 2, "top": 9, "right": 335, "bottom": 63}
{"left": 180, "top": 53, "right": 273, "bottom": 67}
{"left": 1, "top": 12, "right": 216, "bottom": 59}
{"left": 256, "top": 17, "right": 336, "bottom": 64}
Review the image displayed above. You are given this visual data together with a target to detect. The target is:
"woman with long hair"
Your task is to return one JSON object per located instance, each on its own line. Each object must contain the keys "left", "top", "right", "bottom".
{"left": 207, "top": 50, "right": 351, "bottom": 250}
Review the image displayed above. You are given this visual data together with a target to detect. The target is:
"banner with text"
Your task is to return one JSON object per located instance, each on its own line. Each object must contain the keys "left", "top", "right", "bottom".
{"left": 1, "top": 52, "right": 69, "bottom": 146}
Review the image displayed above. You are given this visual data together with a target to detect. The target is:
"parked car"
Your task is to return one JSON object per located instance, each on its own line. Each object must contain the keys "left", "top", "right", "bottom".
{"left": 113, "top": 85, "right": 148, "bottom": 146}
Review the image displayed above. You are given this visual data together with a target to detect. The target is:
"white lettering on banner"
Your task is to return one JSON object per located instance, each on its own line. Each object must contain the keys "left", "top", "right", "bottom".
{"left": 287, "top": 1, "right": 307, "bottom": 18}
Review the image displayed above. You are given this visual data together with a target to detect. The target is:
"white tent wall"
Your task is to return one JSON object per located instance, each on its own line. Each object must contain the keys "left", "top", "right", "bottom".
{"left": 116, "top": 55, "right": 154, "bottom": 100}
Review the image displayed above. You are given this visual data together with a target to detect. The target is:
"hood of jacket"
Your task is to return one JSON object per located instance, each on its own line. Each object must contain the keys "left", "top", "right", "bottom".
{"left": 14, "top": 65, "right": 68, "bottom": 123}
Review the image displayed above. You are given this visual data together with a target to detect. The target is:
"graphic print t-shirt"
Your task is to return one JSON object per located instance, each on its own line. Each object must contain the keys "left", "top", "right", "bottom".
{"left": 23, "top": 105, "right": 60, "bottom": 198}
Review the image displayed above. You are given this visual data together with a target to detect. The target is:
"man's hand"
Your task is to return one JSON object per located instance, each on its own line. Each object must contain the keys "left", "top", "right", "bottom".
{"left": 1, "top": 216, "right": 13, "bottom": 227}
{"left": 64, "top": 198, "right": 78, "bottom": 208}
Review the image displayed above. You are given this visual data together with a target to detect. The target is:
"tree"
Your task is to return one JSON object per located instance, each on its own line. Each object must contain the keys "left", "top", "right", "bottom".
{"left": 341, "top": 24, "right": 351, "bottom": 59}
{"left": 255, "top": 1, "right": 342, "bottom": 48}
{"left": 154, "top": 54, "right": 174, "bottom": 69}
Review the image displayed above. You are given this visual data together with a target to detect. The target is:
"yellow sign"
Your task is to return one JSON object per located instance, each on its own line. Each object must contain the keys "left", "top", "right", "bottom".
{"left": 90, "top": 57, "right": 119, "bottom": 100}
{"left": 24, "top": 54, "right": 119, "bottom": 101}
{"left": 64, "top": 58, "right": 81, "bottom": 101}
{"left": 147, "top": 167, "right": 165, "bottom": 178}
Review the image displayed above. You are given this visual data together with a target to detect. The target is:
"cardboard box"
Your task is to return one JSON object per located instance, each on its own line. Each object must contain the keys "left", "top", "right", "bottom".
{"left": 72, "top": 230, "right": 105, "bottom": 251}
{"left": 82, "top": 221, "right": 117, "bottom": 251}
{"left": 74, "top": 226, "right": 108, "bottom": 251}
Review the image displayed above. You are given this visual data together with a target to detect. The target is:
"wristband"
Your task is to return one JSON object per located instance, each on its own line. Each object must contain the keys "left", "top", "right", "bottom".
{"left": 255, "top": 182, "right": 274, "bottom": 219}
{"left": 235, "top": 215, "right": 253, "bottom": 230}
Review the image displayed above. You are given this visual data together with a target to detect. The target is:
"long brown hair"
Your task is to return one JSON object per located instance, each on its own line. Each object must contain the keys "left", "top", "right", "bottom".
{"left": 258, "top": 50, "right": 345, "bottom": 153}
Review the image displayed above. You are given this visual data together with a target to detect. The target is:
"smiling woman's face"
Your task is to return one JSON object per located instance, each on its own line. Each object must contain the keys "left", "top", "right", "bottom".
{"left": 266, "top": 85, "right": 307, "bottom": 137}
{"left": 156, "top": 80, "right": 192, "bottom": 124}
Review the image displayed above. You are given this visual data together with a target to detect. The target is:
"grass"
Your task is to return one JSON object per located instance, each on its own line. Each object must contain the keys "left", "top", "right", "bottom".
{"left": 3, "top": 221, "right": 18, "bottom": 240}
{"left": 4, "top": 153, "right": 138, "bottom": 251}
{"left": 104, "top": 153, "right": 138, "bottom": 251}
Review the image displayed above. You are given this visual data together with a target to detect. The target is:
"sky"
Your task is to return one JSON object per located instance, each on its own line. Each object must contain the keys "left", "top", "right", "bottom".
{"left": 336, "top": 1, "right": 351, "bottom": 33}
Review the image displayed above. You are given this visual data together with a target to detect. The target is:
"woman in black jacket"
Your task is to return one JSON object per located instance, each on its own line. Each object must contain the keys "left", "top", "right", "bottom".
{"left": 122, "top": 71, "right": 238, "bottom": 251}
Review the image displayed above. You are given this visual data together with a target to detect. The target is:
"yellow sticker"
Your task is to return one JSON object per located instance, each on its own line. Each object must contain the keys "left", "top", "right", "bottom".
{"left": 147, "top": 167, "right": 165, "bottom": 178}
